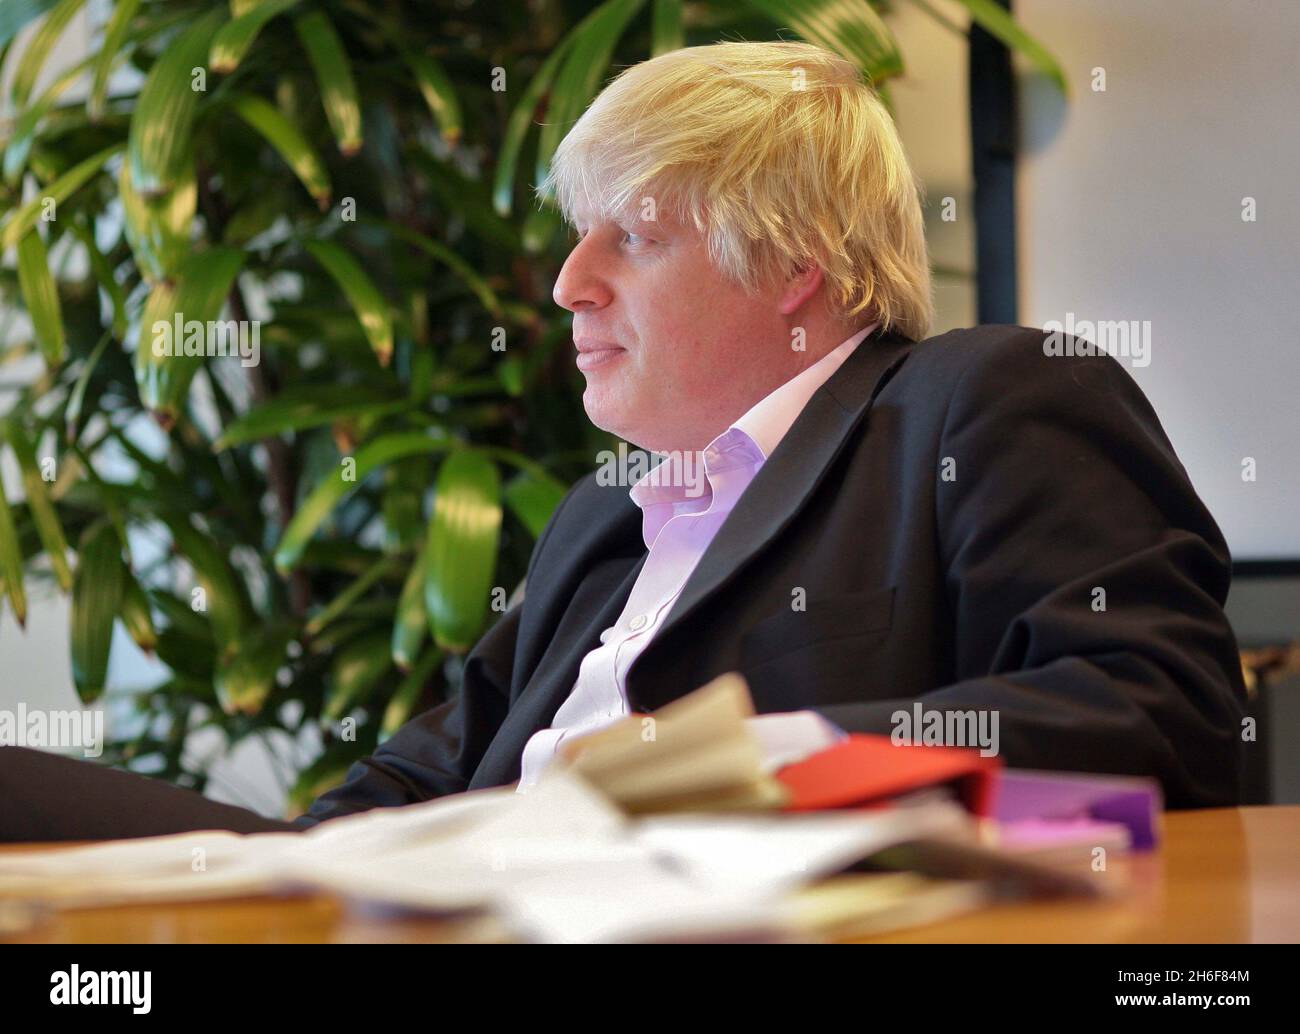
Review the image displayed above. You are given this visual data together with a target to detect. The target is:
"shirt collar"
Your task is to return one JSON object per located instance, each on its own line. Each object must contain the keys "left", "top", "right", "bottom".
{"left": 729, "top": 320, "right": 880, "bottom": 462}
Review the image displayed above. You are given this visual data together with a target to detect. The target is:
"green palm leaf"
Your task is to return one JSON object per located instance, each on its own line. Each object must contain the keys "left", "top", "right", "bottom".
{"left": 127, "top": 8, "right": 225, "bottom": 196}
{"left": 163, "top": 513, "right": 252, "bottom": 658}
{"left": 214, "top": 384, "right": 408, "bottom": 451}
{"left": 391, "top": 543, "right": 429, "bottom": 670}
{"left": 303, "top": 239, "right": 394, "bottom": 367}
{"left": 294, "top": 10, "right": 362, "bottom": 155}
{"left": 744, "top": 0, "right": 905, "bottom": 83}
{"left": 16, "top": 228, "right": 65, "bottom": 365}
{"left": 534, "top": 0, "right": 647, "bottom": 196}
{"left": 0, "top": 470, "right": 27, "bottom": 627}
{"left": 4, "top": 52, "right": 95, "bottom": 185}
{"left": 275, "top": 433, "right": 453, "bottom": 573}
{"left": 400, "top": 46, "right": 463, "bottom": 144}
{"left": 949, "top": 0, "right": 1068, "bottom": 95}
{"left": 5, "top": 421, "right": 72, "bottom": 592}
{"left": 425, "top": 449, "right": 502, "bottom": 652}
{"left": 119, "top": 155, "right": 196, "bottom": 284}
{"left": 210, "top": 0, "right": 299, "bottom": 74}
{"left": 382, "top": 645, "right": 441, "bottom": 738}
{"left": 323, "top": 628, "right": 392, "bottom": 722}
{"left": 70, "top": 519, "right": 124, "bottom": 702}
{"left": 68, "top": 222, "right": 128, "bottom": 340}
{"left": 215, "top": 620, "right": 295, "bottom": 715}
{"left": 8, "top": 0, "right": 85, "bottom": 108}
{"left": 133, "top": 246, "right": 246, "bottom": 427}
{"left": 504, "top": 469, "right": 568, "bottom": 539}
{"left": 119, "top": 568, "right": 158, "bottom": 654}
{"left": 493, "top": 27, "right": 577, "bottom": 216}
{"left": 652, "top": 0, "right": 684, "bottom": 55}
{"left": 378, "top": 219, "right": 503, "bottom": 318}
{"left": 88, "top": 0, "right": 140, "bottom": 120}
{"left": 231, "top": 93, "right": 331, "bottom": 207}
{"left": 65, "top": 329, "right": 113, "bottom": 443}
{"left": 0, "top": 143, "right": 122, "bottom": 250}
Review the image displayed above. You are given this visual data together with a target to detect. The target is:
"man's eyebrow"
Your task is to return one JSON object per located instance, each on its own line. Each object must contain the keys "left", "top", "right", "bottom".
{"left": 569, "top": 209, "right": 664, "bottom": 234}
{"left": 624, "top": 211, "right": 671, "bottom": 232}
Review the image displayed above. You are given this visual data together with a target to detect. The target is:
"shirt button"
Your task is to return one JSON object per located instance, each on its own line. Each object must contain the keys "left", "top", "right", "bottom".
{"left": 628, "top": 614, "right": 648, "bottom": 631}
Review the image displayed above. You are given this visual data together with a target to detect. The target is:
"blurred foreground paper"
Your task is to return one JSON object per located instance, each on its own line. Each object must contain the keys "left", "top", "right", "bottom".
{"left": 0, "top": 672, "right": 1029, "bottom": 941}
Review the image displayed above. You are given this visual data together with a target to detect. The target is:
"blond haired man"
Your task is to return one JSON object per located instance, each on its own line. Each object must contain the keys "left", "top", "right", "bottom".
{"left": 309, "top": 41, "right": 1245, "bottom": 818}
{"left": 2, "top": 42, "right": 1246, "bottom": 842}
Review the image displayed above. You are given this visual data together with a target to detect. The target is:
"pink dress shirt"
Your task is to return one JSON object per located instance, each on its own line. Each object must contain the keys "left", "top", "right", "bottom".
{"left": 516, "top": 322, "right": 881, "bottom": 789}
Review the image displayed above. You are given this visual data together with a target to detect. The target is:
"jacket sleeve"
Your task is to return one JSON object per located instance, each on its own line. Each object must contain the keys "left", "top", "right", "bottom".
{"left": 812, "top": 330, "right": 1248, "bottom": 808}
{"left": 294, "top": 479, "right": 583, "bottom": 828}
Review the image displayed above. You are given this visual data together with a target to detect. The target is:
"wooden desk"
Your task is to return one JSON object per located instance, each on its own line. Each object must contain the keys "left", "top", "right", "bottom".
{"left": 2, "top": 806, "right": 1297, "bottom": 943}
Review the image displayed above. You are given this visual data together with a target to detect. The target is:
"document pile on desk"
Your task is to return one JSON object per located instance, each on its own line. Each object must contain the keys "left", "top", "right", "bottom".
{"left": 0, "top": 673, "right": 1158, "bottom": 941}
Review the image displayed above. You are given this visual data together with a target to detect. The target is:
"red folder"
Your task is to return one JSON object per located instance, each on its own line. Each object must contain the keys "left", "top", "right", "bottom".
{"left": 775, "top": 735, "right": 1001, "bottom": 817}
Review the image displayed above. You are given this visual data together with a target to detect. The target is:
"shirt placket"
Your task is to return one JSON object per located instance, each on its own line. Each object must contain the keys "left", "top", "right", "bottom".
{"left": 611, "top": 457, "right": 758, "bottom": 687}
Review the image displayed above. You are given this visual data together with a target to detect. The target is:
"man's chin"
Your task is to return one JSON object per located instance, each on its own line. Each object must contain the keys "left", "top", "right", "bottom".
{"left": 582, "top": 399, "right": 652, "bottom": 451}
{"left": 582, "top": 396, "right": 622, "bottom": 435}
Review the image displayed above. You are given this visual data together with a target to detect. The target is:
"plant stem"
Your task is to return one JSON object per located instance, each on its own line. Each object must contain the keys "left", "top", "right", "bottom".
{"left": 198, "top": 159, "right": 311, "bottom": 617}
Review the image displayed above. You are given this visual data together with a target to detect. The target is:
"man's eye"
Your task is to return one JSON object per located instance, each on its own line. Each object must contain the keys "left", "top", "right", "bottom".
{"left": 622, "top": 231, "right": 647, "bottom": 247}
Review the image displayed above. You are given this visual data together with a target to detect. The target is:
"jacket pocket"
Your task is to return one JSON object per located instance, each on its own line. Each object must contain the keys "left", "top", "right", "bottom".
{"left": 740, "top": 586, "right": 895, "bottom": 669}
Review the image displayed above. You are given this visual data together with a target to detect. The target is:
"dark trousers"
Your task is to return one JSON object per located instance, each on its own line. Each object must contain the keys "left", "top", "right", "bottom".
{"left": 0, "top": 746, "right": 305, "bottom": 842}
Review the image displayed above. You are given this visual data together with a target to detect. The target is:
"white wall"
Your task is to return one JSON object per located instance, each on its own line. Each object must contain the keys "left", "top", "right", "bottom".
{"left": 1016, "top": 0, "right": 1300, "bottom": 561}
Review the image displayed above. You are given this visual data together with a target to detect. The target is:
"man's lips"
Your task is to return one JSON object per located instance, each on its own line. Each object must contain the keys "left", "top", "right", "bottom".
{"left": 574, "top": 339, "right": 626, "bottom": 371}
{"left": 574, "top": 337, "right": 623, "bottom": 352}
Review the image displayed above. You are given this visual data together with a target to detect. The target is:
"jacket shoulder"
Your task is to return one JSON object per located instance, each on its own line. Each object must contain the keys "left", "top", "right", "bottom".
{"left": 904, "top": 323, "right": 1053, "bottom": 377}
{"left": 894, "top": 323, "right": 1146, "bottom": 400}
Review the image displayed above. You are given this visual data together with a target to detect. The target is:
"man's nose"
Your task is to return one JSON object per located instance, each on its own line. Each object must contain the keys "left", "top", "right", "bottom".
{"left": 552, "top": 238, "right": 611, "bottom": 312}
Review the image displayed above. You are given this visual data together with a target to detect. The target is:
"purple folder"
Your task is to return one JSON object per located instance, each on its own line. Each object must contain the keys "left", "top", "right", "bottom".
{"left": 993, "top": 769, "right": 1163, "bottom": 850}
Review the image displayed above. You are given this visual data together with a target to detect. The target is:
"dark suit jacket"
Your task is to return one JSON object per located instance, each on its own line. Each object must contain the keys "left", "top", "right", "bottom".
{"left": 298, "top": 324, "right": 1247, "bottom": 827}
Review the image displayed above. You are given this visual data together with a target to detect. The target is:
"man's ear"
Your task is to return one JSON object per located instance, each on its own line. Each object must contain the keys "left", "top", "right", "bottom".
{"left": 778, "top": 260, "right": 825, "bottom": 316}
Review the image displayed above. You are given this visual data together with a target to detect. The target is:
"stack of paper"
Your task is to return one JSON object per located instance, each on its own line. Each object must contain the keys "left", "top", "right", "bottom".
{"left": 0, "top": 672, "right": 1116, "bottom": 941}
{"left": 0, "top": 764, "right": 979, "bottom": 941}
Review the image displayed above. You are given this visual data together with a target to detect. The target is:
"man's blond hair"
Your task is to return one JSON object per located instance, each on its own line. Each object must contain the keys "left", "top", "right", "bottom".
{"left": 538, "top": 40, "right": 934, "bottom": 341}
